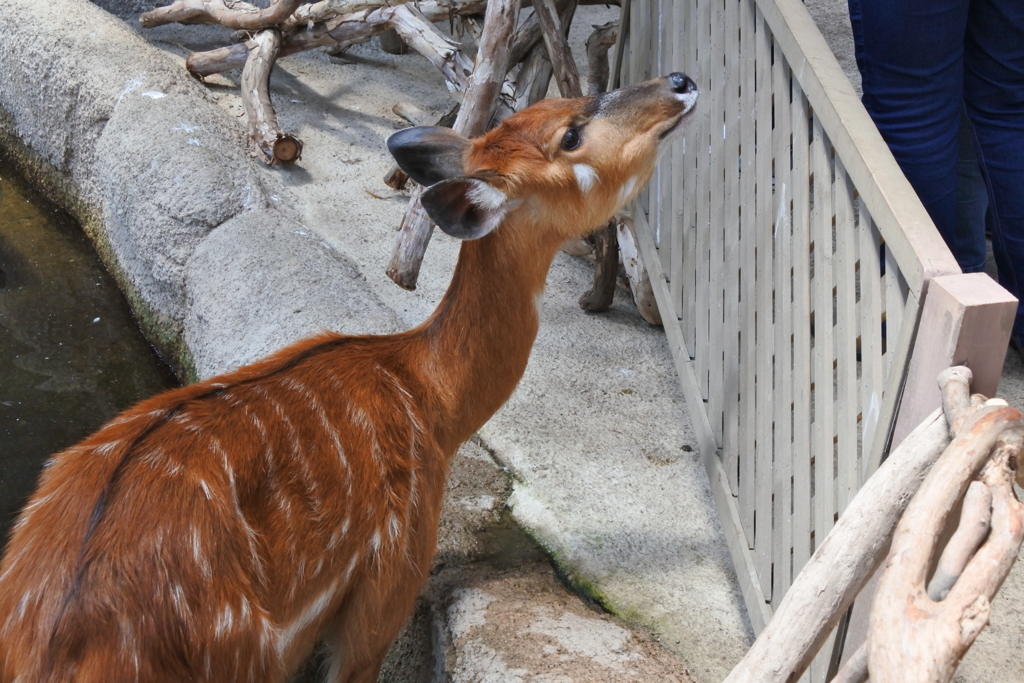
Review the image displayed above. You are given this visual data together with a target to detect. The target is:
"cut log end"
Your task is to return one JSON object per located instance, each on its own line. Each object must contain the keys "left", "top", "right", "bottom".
{"left": 264, "top": 134, "right": 303, "bottom": 165}
{"left": 385, "top": 265, "right": 418, "bottom": 291}
{"left": 383, "top": 166, "right": 410, "bottom": 190}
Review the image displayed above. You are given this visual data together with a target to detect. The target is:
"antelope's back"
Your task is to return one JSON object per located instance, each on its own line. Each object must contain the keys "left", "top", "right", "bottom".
{"left": 0, "top": 333, "right": 442, "bottom": 682}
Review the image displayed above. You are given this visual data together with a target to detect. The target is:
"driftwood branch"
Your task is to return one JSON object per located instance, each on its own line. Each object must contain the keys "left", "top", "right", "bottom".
{"left": 140, "top": 0, "right": 303, "bottom": 30}
{"left": 726, "top": 365, "right": 1024, "bottom": 683}
{"left": 722, "top": 407, "right": 952, "bottom": 683}
{"left": 533, "top": 0, "right": 582, "bottom": 98}
{"left": 241, "top": 29, "right": 302, "bottom": 165}
{"left": 507, "top": 44, "right": 553, "bottom": 114}
{"left": 389, "top": 4, "right": 474, "bottom": 98}
{"left": 926, "top": 480, "right": 992, "bottom": 601}
{"left": 280, "top": 0, "right": 615, "bottom": 30}
{"left": 578, "top": 222, "right": 618, "bottom": 311}
{"left": 867, "top": 366, "right": 1024, "bottom": 683}
{"left": 386, "top": 0, "right": 521, "bottom": 290}
{"left": 585, "top": 20, "right": 618, "bottom": 96}
{"left": 184, "top": 0, "right": 489, "bottom": 78}
{"left": 616, "top": 216, "right": 661, "bottom": 324}
{"left": 286, "top": 0, "right": 416, "bottom": 31}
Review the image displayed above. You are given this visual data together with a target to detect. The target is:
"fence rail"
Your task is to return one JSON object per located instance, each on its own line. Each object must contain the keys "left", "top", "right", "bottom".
{"left": 614, "top": 0, "right": 1014, "bottom": 678}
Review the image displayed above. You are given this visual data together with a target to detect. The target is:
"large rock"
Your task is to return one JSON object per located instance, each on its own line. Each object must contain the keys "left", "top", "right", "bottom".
{"left": 184, "top": 209, "right": 401, "bottom": 377}
{"left": 435, "top": 563, "right": 694, "bottom": 683}
{"left": 0, "top": 0, "right": 201, "bottom": 209}
{"left": 98, "top": 90, "right": 270, "bottom": 336}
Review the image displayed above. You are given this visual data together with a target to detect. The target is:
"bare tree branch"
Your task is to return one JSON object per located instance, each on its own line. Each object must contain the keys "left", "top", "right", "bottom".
{"left": 389, "top": 4, "right": 474, "bottom": 98}
{"left": 386, "top": 0, "right": 521, "bottom": 290}
{"left": 585, "top": 20, "right": 618, "bottom": 96}
{"left": 141, "top": 0, "right": 303, "bottom": 30}
{"left": 185, "top": 1, "right": 489, "bottom": 78}
{"left": 241, "top": 29, "right": 302, "bottom": 164}
{"left": 533, "top": 0, "right": 582, "bottom": 98}
{"left": 926, "top": 480, "right": 992, "bottom": 601}
{"left": 867, "top": 370, "right": 1024, "bottom": 683}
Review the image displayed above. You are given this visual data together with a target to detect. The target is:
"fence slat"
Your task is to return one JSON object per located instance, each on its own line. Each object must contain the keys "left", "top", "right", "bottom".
{"left": 753, "top": 8, "right": 775, "bottom": 586}
{"left": 722, "top": 0, "right": 743, "bottom": 504}
{"left": 834, "top": 162, "right": 859, "bottom": 515}
{"left": 708, "top": 0, "right": 727, "bottom": 452}
{"left": 737, "top": 0, "right": 758, "bottom": 501}
{"left": 811, "top": 118, "right": 835, "bottom": 552}
{"left": 884, "top": 244, "right": 907, "bottom": 378}
{"left": 694, "top": 0, "right": 712, "bottom": 404}
{"left": 790, "top": 78, "right": 813, "bottom": 579}
{"left": 668, "top": 1, "right": 686, "bottom": 326}
{"left": 747, "top": 5, "right": 773, "bottom": 548}
{"left": 771, "top": 52, "right": 795, "bottom": 601}
{"left": 657, "top": 0, "right": 674, "bottom": 268}
{"left": 858, "top": 207, "right": 885, "bottom": 471}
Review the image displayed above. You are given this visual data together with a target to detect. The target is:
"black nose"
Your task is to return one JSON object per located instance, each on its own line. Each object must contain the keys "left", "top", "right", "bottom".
{"left": 667, "top": 72, "right": 697, "bottom": 94}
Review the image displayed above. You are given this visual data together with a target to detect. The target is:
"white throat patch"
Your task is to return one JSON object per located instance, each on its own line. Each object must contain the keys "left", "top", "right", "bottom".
{"left": 573, "top": 164, "right": 600, "bottom": 194}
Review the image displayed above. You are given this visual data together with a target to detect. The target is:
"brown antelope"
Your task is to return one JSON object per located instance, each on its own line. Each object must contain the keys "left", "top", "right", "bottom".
{"left": 0, "top": 73, "right": 698, "bottom": 683}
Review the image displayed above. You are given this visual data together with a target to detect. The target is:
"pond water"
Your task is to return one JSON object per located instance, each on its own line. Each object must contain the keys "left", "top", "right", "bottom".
{"left": 0, "top": 156, "right": 178, "bottom": 550}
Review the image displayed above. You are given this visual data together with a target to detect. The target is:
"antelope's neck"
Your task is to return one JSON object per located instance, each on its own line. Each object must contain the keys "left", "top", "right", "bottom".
{"left": 419, "top": 227, "right": 560, "bottom": 450}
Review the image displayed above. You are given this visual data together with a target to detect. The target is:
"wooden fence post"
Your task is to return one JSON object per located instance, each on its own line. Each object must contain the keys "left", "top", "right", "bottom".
{"left": 891, "top": 273, "right": 1016, "bottom": 448}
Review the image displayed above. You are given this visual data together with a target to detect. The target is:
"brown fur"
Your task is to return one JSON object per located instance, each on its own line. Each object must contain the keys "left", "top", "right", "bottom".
{"left": 0, "top": 75, "right": 695, "bottom": 683}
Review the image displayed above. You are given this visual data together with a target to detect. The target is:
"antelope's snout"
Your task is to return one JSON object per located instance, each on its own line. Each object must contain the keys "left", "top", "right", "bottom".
{"left": 590, "top": 71, "right": 699, "bottom": 145}
{"left": 667, "top": 71, "right": 699, "bottom": 114}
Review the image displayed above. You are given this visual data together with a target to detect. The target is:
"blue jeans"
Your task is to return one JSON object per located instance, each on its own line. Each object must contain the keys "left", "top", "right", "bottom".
{"left": 848, "top": 0, "right": 1024, "bottom": 338}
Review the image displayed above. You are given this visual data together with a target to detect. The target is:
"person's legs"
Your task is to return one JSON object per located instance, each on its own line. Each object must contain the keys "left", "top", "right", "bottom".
{"left": 955, "top": 107, "right": 990, "bottom": 273}
{"left": 963, "top": 0, "right": 1024, "bottom": 339}
{"left": 848, "top": 0, "right": 971, "bottom": 263}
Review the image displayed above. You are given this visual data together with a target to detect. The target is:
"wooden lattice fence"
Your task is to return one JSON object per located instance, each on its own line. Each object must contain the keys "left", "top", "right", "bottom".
{"left": 614, "top": 0, "right": 1015, "bottom": 678}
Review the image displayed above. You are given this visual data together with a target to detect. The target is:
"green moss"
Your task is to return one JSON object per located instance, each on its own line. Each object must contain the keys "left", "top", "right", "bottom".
{"left": 510, "top": 521, "right": 614, "bottom": 613}
{"left": 0, "top": 125, "right": 196, "bottom": 383}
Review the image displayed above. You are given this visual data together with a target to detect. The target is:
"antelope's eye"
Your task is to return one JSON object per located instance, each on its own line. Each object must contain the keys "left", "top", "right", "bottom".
{"left": 560, "top": 127, "right": 582, "bottom": 151}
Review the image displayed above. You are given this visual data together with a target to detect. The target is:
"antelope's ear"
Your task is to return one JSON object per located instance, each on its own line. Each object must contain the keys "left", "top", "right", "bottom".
{"left": 386, "top": 126, "right": 471, "bottom": 187}
{"left": 421, "top": 177, "right": 508, "bottom": 241}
